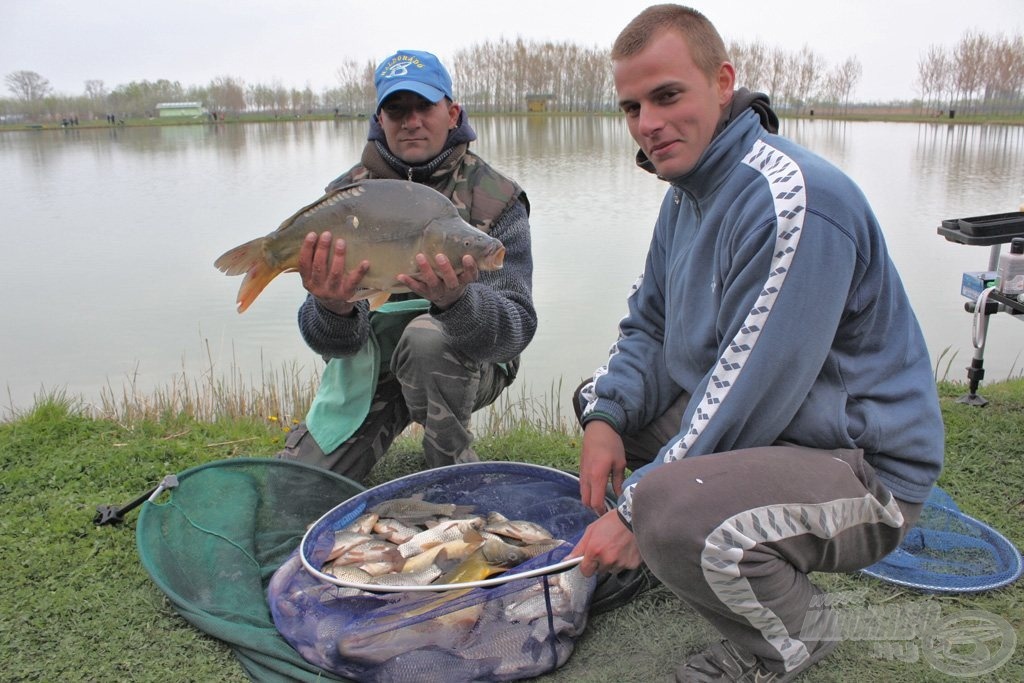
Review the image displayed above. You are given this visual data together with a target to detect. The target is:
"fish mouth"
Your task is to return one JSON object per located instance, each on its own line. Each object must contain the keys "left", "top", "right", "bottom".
{"left": 485, "top": 244, "right": 506, "bottom": 269}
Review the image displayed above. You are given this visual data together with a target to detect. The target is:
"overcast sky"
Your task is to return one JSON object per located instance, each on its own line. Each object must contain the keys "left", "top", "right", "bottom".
{"left": 4, "top": 0, "right": 1022, "bottom": 103}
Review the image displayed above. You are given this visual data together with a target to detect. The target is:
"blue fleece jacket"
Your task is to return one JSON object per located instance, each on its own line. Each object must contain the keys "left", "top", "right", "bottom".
{"left": 582, "top": 108, "right": 944, "bottom": 525}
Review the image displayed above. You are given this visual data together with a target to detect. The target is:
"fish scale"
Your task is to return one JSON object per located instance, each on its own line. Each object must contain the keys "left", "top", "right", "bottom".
{"left": 398, "top": 518, "right": 484, "bottom": 558}
{"left": 373, "top": 517, "right": 421, "bottom": 544}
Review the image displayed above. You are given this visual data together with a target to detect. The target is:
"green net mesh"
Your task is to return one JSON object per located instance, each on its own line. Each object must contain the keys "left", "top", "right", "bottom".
{"left": 136, "top": 457, "right": 364, "bottom": 682}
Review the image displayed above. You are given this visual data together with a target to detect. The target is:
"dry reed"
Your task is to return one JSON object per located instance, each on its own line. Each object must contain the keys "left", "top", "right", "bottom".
{"left": 24, "top": 338, "right": 578, "bottom": 437}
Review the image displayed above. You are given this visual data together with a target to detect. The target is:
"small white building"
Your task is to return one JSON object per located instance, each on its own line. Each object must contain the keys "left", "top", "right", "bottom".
{"left": 155, "top": 102, "right": 207, "bottom": 119}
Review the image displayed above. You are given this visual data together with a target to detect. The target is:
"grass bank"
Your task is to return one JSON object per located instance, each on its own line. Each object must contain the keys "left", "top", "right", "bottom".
{"left": 1, "top": 379, "right": 1022, "bottom": 682}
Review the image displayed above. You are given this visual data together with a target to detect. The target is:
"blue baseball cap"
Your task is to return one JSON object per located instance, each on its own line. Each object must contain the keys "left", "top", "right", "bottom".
{"left": 374, "top": 50, "right": 453, "bottom": 111}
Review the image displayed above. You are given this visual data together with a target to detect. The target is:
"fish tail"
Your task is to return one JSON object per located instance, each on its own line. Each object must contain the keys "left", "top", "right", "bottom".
{"left": 214, "top": 237, "right": 265, "bottom": 275}
{"left": 213, "top": 238, "right": 281, "bottom": 313}
{"left": 452, "top": 504, "right": 477, "bottom": 517}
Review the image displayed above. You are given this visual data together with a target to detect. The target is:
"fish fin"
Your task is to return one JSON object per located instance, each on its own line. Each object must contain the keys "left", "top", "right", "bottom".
{"left": 452, "top": 504, "right": 477, "bottom": 518}
{"left": 402, "top": 545, "right": 444, "bottom": 573}
{"left": 214, "top": 237, "right": 281, "bottom": 313}
{"left": 484, "top": 511, "right": 509, "bottom": 528}
{"left": 346, "top": 289, "right": 392, "bottom": 310}
{"left": 432, "top": 548, "right": 452, "bottom": 568}
{"left": 364, "top": 290, "right": 395, "bottom": 309}
{"left": 433, "top": 549, "right": 462, "bottom": 574}
{"left": 214, "top": 237, "right": 265, "bottom": 276}
{"left": 417, "top": 539, "right": 444, "bottom": 554}
{"left": 462, "top": 528, "right": 484, "bottom": 546}
{"left": 235, "top": 260, "right": 282, "bottom": 313}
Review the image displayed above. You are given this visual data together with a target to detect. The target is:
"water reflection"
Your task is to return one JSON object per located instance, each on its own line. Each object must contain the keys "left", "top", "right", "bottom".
{"left": 915, "top": 124, "right": 1024, "bottom": 184}
{"left": 1, "top": 118, "right": 1022, "bottom": 417}
{"left": 783, "top": 118, "right": 852, "bottom": 166}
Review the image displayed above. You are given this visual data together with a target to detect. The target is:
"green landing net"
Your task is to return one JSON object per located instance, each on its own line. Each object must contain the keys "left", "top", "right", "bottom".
{"left": 135, "top": 457, "right": 364, "bottom": 682}
{"left": 135, "top": 458, "right": 647, "bottom": 682}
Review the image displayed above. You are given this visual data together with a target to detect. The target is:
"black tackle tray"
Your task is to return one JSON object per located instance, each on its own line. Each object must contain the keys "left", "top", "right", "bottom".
{"left": 938, "top": 211, "right": 1024, "bottom": 246}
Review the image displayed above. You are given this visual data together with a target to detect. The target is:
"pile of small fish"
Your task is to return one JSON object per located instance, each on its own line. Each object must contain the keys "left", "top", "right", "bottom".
{"left": 321, "top": 496, "right": 567, "bottom": 588}
{"left": 270, "top": 493, "right": 595, "bottom": 677}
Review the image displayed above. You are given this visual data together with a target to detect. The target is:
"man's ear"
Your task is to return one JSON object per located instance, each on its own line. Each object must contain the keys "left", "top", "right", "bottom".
{"left": 717, "top": 62, "right": 736, "bottom": 107}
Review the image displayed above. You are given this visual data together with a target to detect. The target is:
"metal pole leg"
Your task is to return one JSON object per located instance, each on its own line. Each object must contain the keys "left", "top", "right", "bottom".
{"left": 957, "top": 354, "right": 989, "bottom": 406}
{"left": 956, "top": 293, "right": 993, "bottom": 407}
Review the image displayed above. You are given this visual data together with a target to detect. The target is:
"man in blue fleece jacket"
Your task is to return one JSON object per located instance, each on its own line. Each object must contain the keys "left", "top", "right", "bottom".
{"left": 568, "top": 6, "right": 944, "bottom": 682}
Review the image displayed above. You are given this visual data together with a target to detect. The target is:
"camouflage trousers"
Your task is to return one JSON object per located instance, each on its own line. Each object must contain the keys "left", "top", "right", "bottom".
{"left": 277, "top": 315, "right": 512, "bottom": 483}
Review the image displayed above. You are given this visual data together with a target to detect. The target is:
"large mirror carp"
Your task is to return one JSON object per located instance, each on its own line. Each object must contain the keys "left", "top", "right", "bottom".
{"left": 215, "top": 179, "right": 506, "bottom": 312}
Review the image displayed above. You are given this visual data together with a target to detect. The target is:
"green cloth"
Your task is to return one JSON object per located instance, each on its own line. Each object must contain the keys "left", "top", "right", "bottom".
{"left": 306, "top": 300, "right": 430, "bottom": 453}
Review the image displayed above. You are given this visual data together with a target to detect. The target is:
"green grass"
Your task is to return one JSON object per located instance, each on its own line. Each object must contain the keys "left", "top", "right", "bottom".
{"left": 1, "top": 379, "right": 1022, "bottom": 682}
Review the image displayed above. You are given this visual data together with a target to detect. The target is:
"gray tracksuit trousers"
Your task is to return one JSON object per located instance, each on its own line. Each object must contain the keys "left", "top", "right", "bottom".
{"left": 574, "top": 385, "right": 923, "bottom": 674}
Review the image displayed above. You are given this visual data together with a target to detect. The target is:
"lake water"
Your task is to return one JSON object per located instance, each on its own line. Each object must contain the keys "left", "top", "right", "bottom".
{"left": 2, "top": 117, "right": 1023, "bottom": 419}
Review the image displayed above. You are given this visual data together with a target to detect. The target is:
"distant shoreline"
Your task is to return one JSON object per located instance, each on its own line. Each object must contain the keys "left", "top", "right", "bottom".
{"left": 4, "top": 109, "right": 1024, "bottom": 133}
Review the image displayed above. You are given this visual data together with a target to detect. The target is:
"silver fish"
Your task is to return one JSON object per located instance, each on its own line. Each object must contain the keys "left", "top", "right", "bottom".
{"left": 552, "top": 565, "right": 593, "bottom": 616}
{"left": 326, "top": 530, "right": 373, "bottom": 562}
{"left": 401, "top": 529, "right": 485, "bottom": 573}
{"left": 337, "top": 602, "right": 484, "bottom": 665}
{"left": 322, "top": 563, "right": 373, "bottom": 583}
{"left": 333, "top": 538, "right": 403, "bottom": 566}
{"left": 373, "top": 517, "right": 421, "bottom": 544}
{"left": 504, "top": 591, "right": 566, "bottom": 623}
{"left": 484, "top": 511, "right": 555, "bottom": 544}
{"left": 480, "top": 536, "right": 566, "bottom": 566}
{"left": 398, "top": 517, "right": 485, "bottom": 558}
{"left": 344, "top": 512, "right": 380, "bottom": 535}
{"left": 317, "top": 583, "right": 368, "bottom": 601}
{"left": 369, "top": 565, "right": 443, "bottom": 587}
{"left": 502, "top": 566, "right": 590, "bottom": 623}
{"left": 358, "top": 559, "right": 406, "bottom": 577}
{"left": 458, "top": 620, "right": 558, "bottom": 676}
{"left": 370, "top": 496, "right": 477, "bottom": 525}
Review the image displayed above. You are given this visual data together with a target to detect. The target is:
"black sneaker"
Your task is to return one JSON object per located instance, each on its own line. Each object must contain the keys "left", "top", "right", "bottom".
{"left": 589, "top": 563, "right": 660, "bottom": 616}
{"left": 676, "top": 638, "right": 839, "bottom": 682}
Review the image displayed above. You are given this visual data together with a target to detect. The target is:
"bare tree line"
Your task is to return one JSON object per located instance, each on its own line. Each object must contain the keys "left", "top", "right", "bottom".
{"left": 449, "top": 39, "right": 614, "bottom": 112}
{"left": 728, "top": 40, "right": 862, "bottom": 114}
{"left": 4, "top": 32, "right": 1023, "bottom": 123}
{"left": 917, "top": 31, "right": 1024, "bottom": 115}
{"left": 1, "top": 71, "right": 338, "bottom": 122}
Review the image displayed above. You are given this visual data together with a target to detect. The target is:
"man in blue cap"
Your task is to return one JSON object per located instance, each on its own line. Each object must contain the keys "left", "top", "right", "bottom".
{"left": 277, "top": 50, "right": 535, "bottom": 483}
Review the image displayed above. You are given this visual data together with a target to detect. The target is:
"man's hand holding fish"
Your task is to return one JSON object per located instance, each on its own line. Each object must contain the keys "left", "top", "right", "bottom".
{"left": 396, "top": 252, "right": 479, "bottom": 311}
{"left": 299, "top": 231, "right": 370, "bottom": 317}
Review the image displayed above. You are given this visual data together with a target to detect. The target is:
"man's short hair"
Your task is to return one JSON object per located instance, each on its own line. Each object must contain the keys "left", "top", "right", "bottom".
{"left": 612, "top": 4, "right": 729, "bottom": 81}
